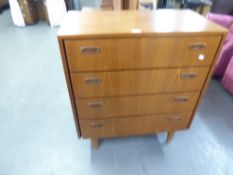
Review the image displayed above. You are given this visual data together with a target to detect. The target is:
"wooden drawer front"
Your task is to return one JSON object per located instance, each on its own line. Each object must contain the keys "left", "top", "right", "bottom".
{"left": 65, "top": 36, "right": 220, "bottom": 72}
{"left": 77, "top": 92, "right": 199, "bottom": 119}
{"left": 71, "top": 68, "right": 209, "bottom": 98}
{"left": 80, "top": 113, "right": 191, "bottom": 138}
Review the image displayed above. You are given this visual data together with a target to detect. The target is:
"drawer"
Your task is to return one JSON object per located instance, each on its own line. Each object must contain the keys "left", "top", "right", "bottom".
{"left": 79, "top": 113, "right": 192, "bottom": 138}
{"left": 77, "top": 92, "right": 199, "bottom": 119}
{"left": 65, "top": 36, "right": 221, "bottom": 72}
{"left": 71, "top": 67, "right": 209, "bottom": 98}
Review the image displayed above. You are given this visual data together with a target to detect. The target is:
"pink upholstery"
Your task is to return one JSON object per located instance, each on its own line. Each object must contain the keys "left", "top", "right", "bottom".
{"left": 207, "top": 13, "right": 233, "bottom": 28}
{"left": 222, "top": 55, "right": 233, "bottom": 95}
{"left": 207, "top": 13, "right": 233, "bottom": 77}
{"left": 214, "top": 35, "right": 233, "bottom": 76}
{"left": 207, "top": 13, "right": 233, "bottom": 96}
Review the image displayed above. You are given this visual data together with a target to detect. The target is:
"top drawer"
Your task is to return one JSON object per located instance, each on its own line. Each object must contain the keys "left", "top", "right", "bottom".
{"left": 65, "top": 36, "right": 221, "bottom": 72}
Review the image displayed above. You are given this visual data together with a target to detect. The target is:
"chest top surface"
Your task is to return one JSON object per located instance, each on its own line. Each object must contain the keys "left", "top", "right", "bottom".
{"left": 57, "top": 9, "right": 227, "bottom": 39}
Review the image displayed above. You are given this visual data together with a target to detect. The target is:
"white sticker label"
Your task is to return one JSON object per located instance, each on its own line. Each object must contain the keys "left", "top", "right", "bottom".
{"left": 198, "top": 54, "right": 205, "bottom": 61}
{"left": 131, "top": 28, "right": 142, "bottom": 33}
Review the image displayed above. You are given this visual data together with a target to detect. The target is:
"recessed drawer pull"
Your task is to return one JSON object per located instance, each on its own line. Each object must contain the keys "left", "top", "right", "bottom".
{"left": 180, "top": 73, "right": 197, "bottom": 79}
{"left": 84, "top": 78, "right": 102, "bottom": 84}
{"left": 168, "top": 116, "right": 182, "bottom": 122}
{"left": 90, "top": 123, "right": 103, "bottom": 128}
{"left": 189, "top": 43, "right": 206, "bottom": 50}
{"left": 174, "top": 96, "right": 189, "bottom": 102}
{"left": 80, "top": 46, "right": 100, "bottom": 54}
{"left": 88, "top": 102, "right": 103, "bottom": 108}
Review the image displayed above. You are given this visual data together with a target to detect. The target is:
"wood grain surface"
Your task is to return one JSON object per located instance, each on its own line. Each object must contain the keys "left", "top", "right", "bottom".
{"left": 77, "top": 92, "right": 199, "bottom": 119}
{"left": 57, "top": 10, "right": 227, "bottom": 144}
{"left": 71, "top": 68, "right": 209, "bottom": 98}
{"left": 58, "top": 10, "right": 227, "bottom": 39}
{"left": 80, "top": 113, "right": 192, "bottom": 138}
{"left": 65, "top": 36, "right": 220, "bottom": 72}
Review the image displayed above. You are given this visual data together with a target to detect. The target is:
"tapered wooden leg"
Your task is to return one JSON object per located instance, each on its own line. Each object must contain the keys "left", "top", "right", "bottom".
{"left": 92, "top": 138, "right": 99, "bottom": 149}
{"left": 166, "top": 130, "right": 175, "bottom": 143}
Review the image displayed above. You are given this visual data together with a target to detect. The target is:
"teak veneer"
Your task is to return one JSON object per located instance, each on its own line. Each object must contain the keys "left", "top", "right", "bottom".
{"left": 58, "top": 10, "right": 227, "bottom": 149}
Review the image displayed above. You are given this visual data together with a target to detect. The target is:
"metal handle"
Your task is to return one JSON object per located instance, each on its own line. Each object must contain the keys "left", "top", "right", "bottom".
{"left": 88, "top": 102, "right": 103, "bottom": 108}
{"left": 80, "top": 46, "right": 100, "bottom": 54}
{"left": 84, "top": 78, "right": 102, "bottom": 84}
{"left": 180, "top": 73, "right": 197, "bottom": 79}
{"left": 189, "top": 43, "right": 206, "bottom": 50}
{"left": 168, "top": 116, "right": 182, "bottom": 122}
{"left": 174, "top": 96, "right": 189, "bottom": 102}
{"left": 90, "top": 123, "right": 103, "bottom": 128}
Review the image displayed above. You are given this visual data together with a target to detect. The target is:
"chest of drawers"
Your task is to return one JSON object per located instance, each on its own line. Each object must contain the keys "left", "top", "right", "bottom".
{"left": 58, "top": 10, "right": 227, "bottom": 149}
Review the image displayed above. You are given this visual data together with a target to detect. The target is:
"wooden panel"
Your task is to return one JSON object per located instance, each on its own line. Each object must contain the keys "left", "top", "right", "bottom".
{"left": 18, "top": 0, "right": 38, "bottom": 25}
{"left": 113, "top": 0, "right": 122, "bottom": 10}
{"left": 0, "top": 0, "right": 8, "bottom": 7}
{"left": 65, "top": 36, "right": 220, "bottom": 72}
{"left": 187, "top": 34, "right": 226, "bottom": 127}
{"left": 77, "top": 92, "right": 199, "bottom": 119}
{"left": 58, "top": 40, "right": 81, "bottom": 137}
{"left": 35, "top": 0, "right": 49, "bottom": 23}
{"left": 101, "top": 0, "right": 113, "bottom": 9}
{"left": 57, "top": 10, "right": 227, "bottom": 39}
{"left": 80, "top": 113, "right": 192, "bottom": 138}
{"left": 71, "top": 67, "right": 209, "bottom": 98}
{"left": 128, "top": 0, "right": 138, "bottom": 9}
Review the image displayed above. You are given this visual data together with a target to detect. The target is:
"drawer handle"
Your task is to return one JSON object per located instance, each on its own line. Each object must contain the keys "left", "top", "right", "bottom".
{"left": 189, "top": 43, "right": 206, "bottom": 50}
{"left": 84, "top": 78, "right": 102, "bottom": 84}
{"left": 90, "top": 123, "right": 103, "bottom": 128}
{"left": 80, "top": 46, "right": 100, "bottom": 54}
{"left": 174, "top": 96, "right": 189, "bottom": 102}
{"left": 88, "top": 102, "right": 103, "bottom": 108}
{"left": 180, "top": 73, "right": 197, "bottom": 79}
{"left": 168, "top": 116, "right": 182, "bottom": 122}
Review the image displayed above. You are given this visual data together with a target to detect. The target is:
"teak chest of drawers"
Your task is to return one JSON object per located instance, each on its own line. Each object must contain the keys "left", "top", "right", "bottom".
{"left": 58, "top": 10, "right": 227, "bottom": 149}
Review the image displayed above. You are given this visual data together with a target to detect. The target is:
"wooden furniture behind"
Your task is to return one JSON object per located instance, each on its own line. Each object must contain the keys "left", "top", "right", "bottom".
{"left": 0, "top": 0, "right": 8, "bottom": 9}
{"left": 211, "top": 0, "right": 233, "bottom": 15}
{"left": 58, "top": 10, "right": 227, "bottom": 149}
{"left": 101, "top": 0, "right": 139, "bottom": 10}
